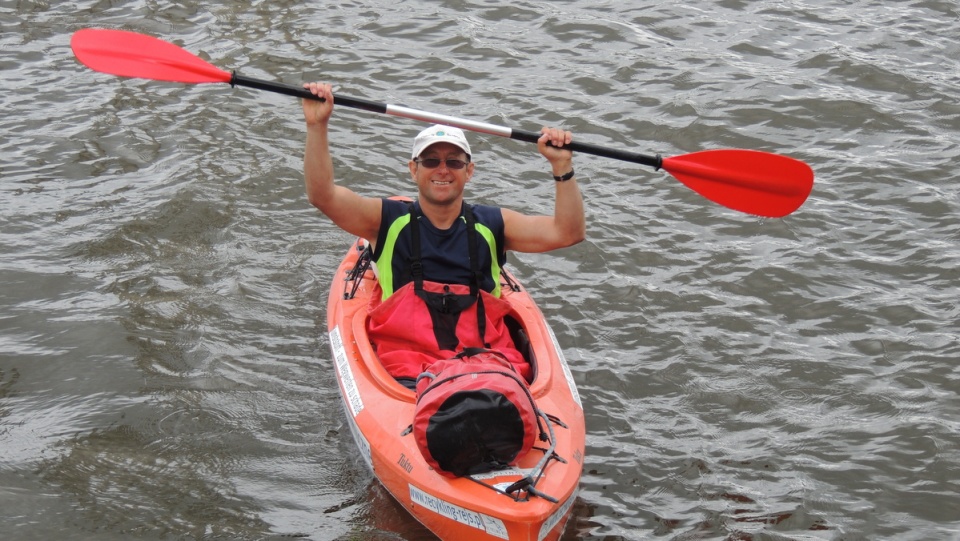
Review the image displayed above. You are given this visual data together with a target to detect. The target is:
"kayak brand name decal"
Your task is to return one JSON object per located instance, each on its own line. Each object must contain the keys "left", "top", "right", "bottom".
{"left": 329, "top": 326, "right": 363, "bottom": 416}
{"left": 409, "top": 484, "right": 508, "bottom": 540}
{"left": 398, "top": 453, "right": 414, "bottom": 474}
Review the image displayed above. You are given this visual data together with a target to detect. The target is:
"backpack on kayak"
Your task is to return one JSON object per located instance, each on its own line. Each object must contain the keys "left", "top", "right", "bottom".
{"left": 413, "top": 349, "right": 545, "bottom": 478}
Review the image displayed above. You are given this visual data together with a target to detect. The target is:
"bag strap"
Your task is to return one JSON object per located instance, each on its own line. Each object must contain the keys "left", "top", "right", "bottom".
{"left": 408, "top": 202, "right": 489, "bottom": 348}
{"left": 462, "top": 204, "right": 489, "bottom": 346}
{"left": 455, "top": 347, "right": 506, "bottom": 362}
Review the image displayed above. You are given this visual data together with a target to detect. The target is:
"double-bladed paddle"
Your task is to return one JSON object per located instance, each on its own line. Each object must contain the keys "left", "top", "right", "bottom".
{"left": 70, "top": 28, "right": 814, "bottom": 217}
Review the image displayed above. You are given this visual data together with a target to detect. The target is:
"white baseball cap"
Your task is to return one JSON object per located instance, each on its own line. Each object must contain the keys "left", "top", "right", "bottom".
{"left": 411, "top": 124, "right": 472, "bottom": 160}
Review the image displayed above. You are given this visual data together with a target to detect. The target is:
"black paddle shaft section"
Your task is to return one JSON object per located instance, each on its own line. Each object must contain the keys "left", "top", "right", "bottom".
{"left": 231, "top": 73, "right": 387, "bottom": 114}
{"left": 509, "top": 128, "right": 662, "bottom": 169}
{"left": 231, "top": 72, "right": 662, "bottom": 170}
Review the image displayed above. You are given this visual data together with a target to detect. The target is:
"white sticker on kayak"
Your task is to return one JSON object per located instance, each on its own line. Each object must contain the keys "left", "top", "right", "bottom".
{"left": 545, "top": 322, "right": 581, "bottom": 408}
{"left": 539, "top": 490, "right": 576, "bottom": 541}
{"left": 409, "top": 484, "right": 508, "bottom": 540}
{"left": 344, "top": 410, "right": 372, "bottom": 472}
{"left": 470, "top": 467, "right": 531, "bottom": 481}
{"left": 329, "top": 326, "right": 363, "bottom": 417}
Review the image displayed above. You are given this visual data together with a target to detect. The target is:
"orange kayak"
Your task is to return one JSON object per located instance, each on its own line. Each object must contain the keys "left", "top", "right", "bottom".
{"left": 326, "top": 237, "right": 586, "bottom": 541}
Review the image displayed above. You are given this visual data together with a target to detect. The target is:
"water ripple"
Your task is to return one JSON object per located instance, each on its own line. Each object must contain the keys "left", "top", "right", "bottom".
{"left": 3, "top": 1, "right": 960, "bottom": 540}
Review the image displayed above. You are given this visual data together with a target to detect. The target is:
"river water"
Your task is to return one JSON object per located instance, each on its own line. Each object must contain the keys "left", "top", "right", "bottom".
{"left": 2, "top": 1, "right": 958, "bottom": 540}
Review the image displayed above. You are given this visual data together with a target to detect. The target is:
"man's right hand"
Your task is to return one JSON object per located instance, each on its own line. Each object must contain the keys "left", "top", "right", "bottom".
{"left": 302, "top": 82, "right": 334, "bottom": 126}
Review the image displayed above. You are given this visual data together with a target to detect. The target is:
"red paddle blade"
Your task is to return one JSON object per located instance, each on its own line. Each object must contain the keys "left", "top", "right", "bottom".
{"left": 662, "top": 149, "right": 814, "bottom": 218}
{"left": 71, "top": 29, "right": 231, "bottom": 84}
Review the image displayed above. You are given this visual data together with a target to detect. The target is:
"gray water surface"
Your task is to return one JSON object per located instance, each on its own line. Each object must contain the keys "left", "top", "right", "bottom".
{"left": 2, "top": 1, "right": 958, "bottom": 540}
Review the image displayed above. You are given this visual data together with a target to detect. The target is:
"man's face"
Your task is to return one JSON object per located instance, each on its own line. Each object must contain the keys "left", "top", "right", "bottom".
{"left": 409, "top": 142, "right": 475, "bottom": 207}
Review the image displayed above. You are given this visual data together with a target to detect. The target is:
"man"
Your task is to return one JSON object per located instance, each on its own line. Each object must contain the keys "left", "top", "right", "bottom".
{"left": 302, "top": 82, "right": 585, "bottom": 386}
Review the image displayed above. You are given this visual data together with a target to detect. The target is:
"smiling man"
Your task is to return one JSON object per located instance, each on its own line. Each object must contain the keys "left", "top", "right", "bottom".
{"left": 301, "top": 81, "right": 584, "bottom": 387}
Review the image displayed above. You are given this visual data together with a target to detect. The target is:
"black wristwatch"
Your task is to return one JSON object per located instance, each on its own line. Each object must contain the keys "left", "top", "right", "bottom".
{"left": 553, "top": 169, "right": 575, "bottom": 182}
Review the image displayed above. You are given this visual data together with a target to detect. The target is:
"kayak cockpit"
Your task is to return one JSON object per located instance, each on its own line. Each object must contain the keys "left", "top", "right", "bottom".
{"left": 338, "top": 238, "right": 540, "bottom": 386}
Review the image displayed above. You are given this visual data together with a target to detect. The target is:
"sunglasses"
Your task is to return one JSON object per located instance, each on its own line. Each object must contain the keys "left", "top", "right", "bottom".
{"left": 414, "top": 158, "right": 469, "bottom": 170}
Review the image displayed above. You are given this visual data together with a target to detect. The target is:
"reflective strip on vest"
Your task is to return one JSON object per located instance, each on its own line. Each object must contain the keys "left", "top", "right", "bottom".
{"left": 377, "top": 213, "right": 412, "bottom": 299}
{"left": 474, "top": 221, "right": 501, "bottom": 298}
